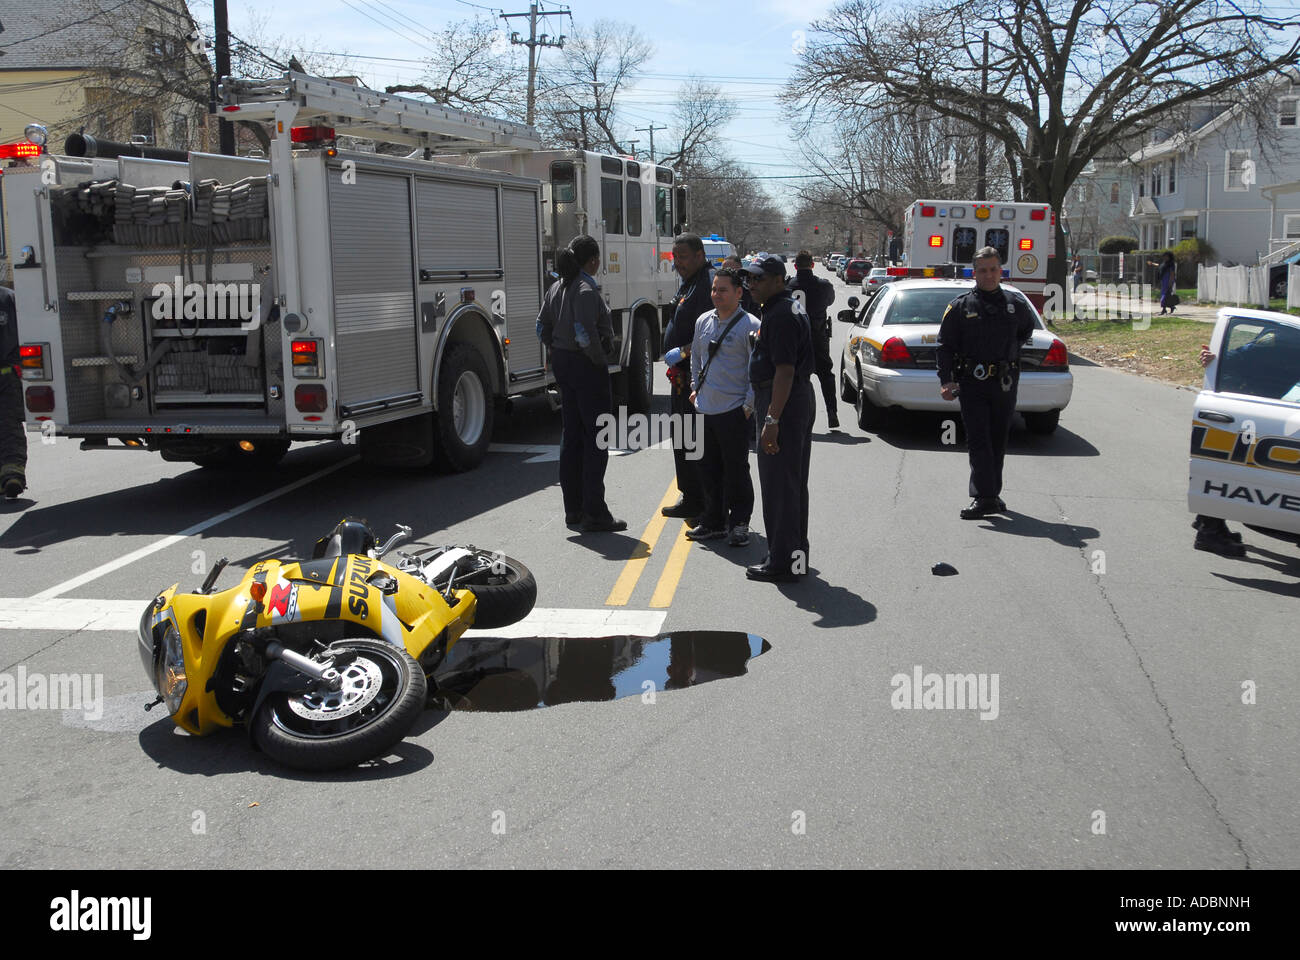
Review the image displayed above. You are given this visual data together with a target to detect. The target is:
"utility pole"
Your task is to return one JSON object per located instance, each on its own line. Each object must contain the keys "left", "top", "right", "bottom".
{"left": 635, "top": 123, "right": 666, "bottom": 163}
{"left": 501, "top": 2, "right": 571, "bottom": 127}
{"left": 977, "top": 29, "right": 988, "bottom": 201}
{"left": 214, "top": 0, "right": 234, "bottom": 155}
{"left": 626, "top": 139, "right": 639, "bottom": 159}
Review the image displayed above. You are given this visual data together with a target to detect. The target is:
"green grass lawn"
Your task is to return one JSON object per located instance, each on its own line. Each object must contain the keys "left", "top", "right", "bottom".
{"left": 1054, "top": 316, "right": 1209, "bottom": 386}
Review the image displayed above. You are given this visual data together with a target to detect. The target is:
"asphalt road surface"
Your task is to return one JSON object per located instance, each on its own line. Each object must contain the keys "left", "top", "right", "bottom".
{"left": 1, "top": 264, "right": 1296, "bottom": 868}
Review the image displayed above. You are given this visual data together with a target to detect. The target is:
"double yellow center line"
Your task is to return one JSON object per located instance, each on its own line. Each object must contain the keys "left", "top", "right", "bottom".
{"left": 605, "top": 480, "right": 694, "bottom": 609}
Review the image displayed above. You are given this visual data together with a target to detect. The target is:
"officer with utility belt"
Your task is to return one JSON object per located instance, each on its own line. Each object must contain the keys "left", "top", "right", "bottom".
{"left": 0, "top": 285, "right": 27, "bottom": 500}
{"left": 661, "top": 234, "right": 714, "bottom": 521}
{"left": 937, "top": 247, "right": 1036, "bottom": 520}
{"left": 743, "top": 253, "right": 815, "bottom": 582}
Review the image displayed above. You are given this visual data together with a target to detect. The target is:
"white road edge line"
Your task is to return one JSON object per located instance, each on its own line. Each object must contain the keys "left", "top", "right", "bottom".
{"left": 30, "top": 455, "right": 361, "bottom": 601}
{"left": 0, "top": 599, "right": 666, "bottom": 638}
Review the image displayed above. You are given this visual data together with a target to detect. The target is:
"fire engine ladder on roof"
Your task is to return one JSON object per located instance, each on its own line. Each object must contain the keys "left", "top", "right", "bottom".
{"left": 214, "top": 71, "right": 543, "bottom": 337}
{"left": 218, "top": 70, "right": 543, "bottom": 153}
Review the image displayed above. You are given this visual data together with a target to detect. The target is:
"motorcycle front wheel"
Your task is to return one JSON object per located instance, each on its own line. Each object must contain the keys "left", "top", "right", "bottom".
{"left": 251, "top": 639, "right": 426, "bottom": 771}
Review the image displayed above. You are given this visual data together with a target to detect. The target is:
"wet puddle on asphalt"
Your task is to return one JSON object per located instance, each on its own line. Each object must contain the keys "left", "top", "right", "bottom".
{"left": 430, "top": 631, "right": 770, "bottom": 711}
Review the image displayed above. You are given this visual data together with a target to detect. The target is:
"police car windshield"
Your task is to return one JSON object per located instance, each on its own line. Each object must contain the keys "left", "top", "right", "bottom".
{"left": 883, "top": 286, "right": 1041, "bottom": 327}
{"left": 1217, "top": 318, "right": 1300, "bottom": 401}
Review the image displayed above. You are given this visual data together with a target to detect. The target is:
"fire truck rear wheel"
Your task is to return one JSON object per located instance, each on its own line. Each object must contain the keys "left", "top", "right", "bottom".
{"left": 434, "top": 343, "right": 494, "bottom": 472}
{"left": 625, "top": 317, "right": 653, "bottom": 415}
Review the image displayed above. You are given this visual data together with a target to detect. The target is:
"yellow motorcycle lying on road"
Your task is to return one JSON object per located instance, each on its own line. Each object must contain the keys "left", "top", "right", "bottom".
{"left": 139, "top": 519, "right": 536, "bottom": 771}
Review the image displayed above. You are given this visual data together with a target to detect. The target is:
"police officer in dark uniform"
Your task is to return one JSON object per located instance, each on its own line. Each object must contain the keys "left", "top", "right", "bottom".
{"left": 937, "top": 247, "right": 1036, "bottom": 519}
{"left": 0, "top": 285, "right": 27, "bottom": 500}
{"left": 743, "top": 254, "right": 815, "bottom": 582}
{"left": 661, "top": 233, "right": 714, "bottom": 520}
{"left": 787, "top": 250, "right": 838, "bottom": 428}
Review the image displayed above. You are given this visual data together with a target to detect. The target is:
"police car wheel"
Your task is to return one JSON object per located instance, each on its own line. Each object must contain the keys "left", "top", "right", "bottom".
{"left": 854, "top": 371, "right": 886, "bottom": 431}
{"left": 1023, "top": 410, "right": 1060, "bottom": 434}
{"left": 840, "top": 363, "right": 857, "bottom": 403}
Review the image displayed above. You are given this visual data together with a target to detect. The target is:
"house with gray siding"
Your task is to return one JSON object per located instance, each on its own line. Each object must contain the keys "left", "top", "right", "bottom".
{"left": 1127, "top": 75, "right": 1300, "bottom": 265}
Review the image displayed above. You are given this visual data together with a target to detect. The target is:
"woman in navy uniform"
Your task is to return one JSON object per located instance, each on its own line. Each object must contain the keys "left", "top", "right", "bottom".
{"left": 536, "top": 236, "right": 626, "bottom": 533}
{"left": 743, "top": 254, "right": 815, "bottom": 582}
{"left": 0, "top": 285, "right": 26, "bottom": 500}
{"left": 937, "top": 247, "right": 1036, "bottom": 519}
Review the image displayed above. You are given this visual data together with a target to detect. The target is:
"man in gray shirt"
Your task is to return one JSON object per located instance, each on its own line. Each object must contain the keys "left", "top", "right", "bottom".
{"left": 686, "top": 267, "right": 761, "bottom": 546}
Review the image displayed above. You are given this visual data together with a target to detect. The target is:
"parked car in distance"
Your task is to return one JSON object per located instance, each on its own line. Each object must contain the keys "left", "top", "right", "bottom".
{"left": 844, "top": 259, "right": 872, "bottom": 284}
{"left": 861, "top": 267, "right": 896, "bottom": 294}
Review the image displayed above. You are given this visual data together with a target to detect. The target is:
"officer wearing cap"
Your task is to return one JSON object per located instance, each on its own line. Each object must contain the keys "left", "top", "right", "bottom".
{"left": 744, "top": 253, "right": 815, "bottom": 582}
{"left": 661, "top": 234, "right": 714, "bottom": 521}
{"left": 0, "top": 285, "right": 27, "bottom": 500}
{"left": 788, "top": 250, "right": 838, "bottom": 429}
{"left": 936, "top": 247, "right": 1036, "bottom": 519}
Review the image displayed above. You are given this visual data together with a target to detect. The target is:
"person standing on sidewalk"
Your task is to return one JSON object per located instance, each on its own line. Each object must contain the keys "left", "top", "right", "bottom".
{"left": 0, "top": 285, "right": 27, "bottom": 500}
{"left": 685, "top": 266, "right": 760, "bottom": 547}
{"left": 788, "top": 250, "right": 838, "bottom": 429}
{"left": 661, "top": 234, "right": 714, "bottom": 522}
{"left": 536, "top": 236, "right": 627, "bottom": 533}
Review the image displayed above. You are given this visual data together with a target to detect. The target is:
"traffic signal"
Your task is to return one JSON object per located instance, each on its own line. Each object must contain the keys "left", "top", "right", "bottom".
{"left": 814, "top": 226, "right": 820, "bottom": 234}
{"left": 784, "top": 227, "right": 790, "bottom": 233}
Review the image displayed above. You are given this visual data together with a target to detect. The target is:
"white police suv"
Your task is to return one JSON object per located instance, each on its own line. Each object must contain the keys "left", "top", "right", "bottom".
{"left": 837, "top": 278, "right": 1073, "bottom": 433}
{"left": 1189, "top": 307, "right": 1300, "bottom": 538}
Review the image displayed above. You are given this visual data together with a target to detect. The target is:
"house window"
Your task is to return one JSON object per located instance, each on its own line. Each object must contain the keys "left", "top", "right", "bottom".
{"left": 1280, "top": 98, "right": 1298, "bottom": 128}
{"left": 1180, "top": 217, "right": 1198, "bottom": 239}
{"left": 1168, "top": 158, "right": 1176, "bottom": 193}
{"left": 1225, "top": 150, "right": 1251, "bottom": 191}
{"left": 1137, "top": 175, "right": 1145, "bottom": 198}
{"left": 1153, "top": 165, "right": 1163, "bottom": 196}
{"left": 133, "top": 110, "right": 156, "bottom": 144}
{"left": 1110, "top": 182, "right": 1120, "bottom": 205}
{"left": 1284, "top": 214, "right": 1300, "bottom": 239}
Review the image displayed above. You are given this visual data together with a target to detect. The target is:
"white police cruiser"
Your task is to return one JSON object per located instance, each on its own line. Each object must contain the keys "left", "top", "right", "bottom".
{"left": 837, "top": 277, "right": 1073, "bottom": 433}
{"left": 1189, "top": 307, "right": 1300, "bottom": 538}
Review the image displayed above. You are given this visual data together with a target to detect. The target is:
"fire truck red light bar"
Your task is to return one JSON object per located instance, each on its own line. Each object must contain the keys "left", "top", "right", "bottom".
{"left": 1019, "top": 239, "right": 1034, "bottom": 250}
{"left": 0, "top": 142, "right": 42, "bottom": 159}
{"left": 221, "top": 106, "right": 241, "bottom": 112}
{"left": 928, "top": 235, "right": 944, "bottom": 247}
{"left": 920, "top": 205, "right": 936, "bottom": 217}
{"left": 291, "top": 126, "right": 335, "bottom": 143}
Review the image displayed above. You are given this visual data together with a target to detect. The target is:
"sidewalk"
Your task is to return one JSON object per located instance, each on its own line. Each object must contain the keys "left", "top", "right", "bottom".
{"left": 1067, "top": 289, "right": 1224, "bottom": 324}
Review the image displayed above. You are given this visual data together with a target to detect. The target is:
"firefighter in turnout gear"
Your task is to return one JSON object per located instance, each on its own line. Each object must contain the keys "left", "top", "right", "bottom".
{"left": 936, "top": 248, "right": 1036, "bottom": 519}
{"left": 0, "top": 286, "right": 27, "bottom": 500}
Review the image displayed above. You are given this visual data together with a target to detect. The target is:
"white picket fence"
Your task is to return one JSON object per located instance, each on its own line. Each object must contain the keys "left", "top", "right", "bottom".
{"left": 1290, "top": 264, "right": 1300, "bottom": 311}
{"left": 1197, "top": 264, "right": 1271, "bottom": 307}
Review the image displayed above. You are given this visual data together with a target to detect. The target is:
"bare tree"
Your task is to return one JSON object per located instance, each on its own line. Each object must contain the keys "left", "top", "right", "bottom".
{"left": 787, "top": 0, "right": 1300, "bottom": 292}
{"left": 656, "top": 78, "right": 739, "bottom": 172}
{"left": 685, "top": 157, "right": 784, "bottom": 254}
{"left": 389, "top": 16, "right": 526, "bottom": 120}
{"left": 535, "top": 19, "right": 653, "bottom": 152}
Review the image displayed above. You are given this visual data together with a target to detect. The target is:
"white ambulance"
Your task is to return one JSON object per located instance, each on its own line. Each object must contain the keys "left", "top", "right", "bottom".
{"left": 897, "top": 200, "right": 1057, "bottom": 309}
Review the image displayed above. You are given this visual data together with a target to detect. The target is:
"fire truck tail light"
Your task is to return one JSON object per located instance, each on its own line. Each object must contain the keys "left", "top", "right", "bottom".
{"left": 1030, "top": 208, "right": 1047, "bottom": 221}
{"left": 19, "top": 343, "right": 50, "bottom": 380}
{"left": 920, "top": 205, "right": 936, "bottom": 217}
{"left": 0, "top": 142, "right": 43, "bottom": 160}
{"left": 928, "top": 235, "right": 944, "bottom": 248}
{"left": 1019, "top": 239, "right": 1034, "bottom": 250}
{"left": 291, "top": 125, "right": 336, "bottom": 144}
{"left": 25, "top": 386, "right": 55, "bottom": 413}
{"left": 291, "top": 339, "right": 322, "bottom": 377}
{"left": 294, "top": 385, "right": 328, "bottom": 413}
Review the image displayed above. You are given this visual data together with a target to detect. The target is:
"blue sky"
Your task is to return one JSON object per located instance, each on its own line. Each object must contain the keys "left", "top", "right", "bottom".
{"left": 225, "top": 0, "right": 836, "bottom": 183}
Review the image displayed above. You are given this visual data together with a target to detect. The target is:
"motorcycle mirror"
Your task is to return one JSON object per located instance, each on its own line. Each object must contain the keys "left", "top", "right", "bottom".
{"left": 200, "top": 557, "right": 229, "bottom": 594}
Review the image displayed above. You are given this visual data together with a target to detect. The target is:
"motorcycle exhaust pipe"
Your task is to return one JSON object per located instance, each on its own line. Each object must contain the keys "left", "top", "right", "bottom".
{"left": 266, "top": 642, "right": 341, "bottom": 688}
{"left": 64, "top": 133, "right": 189, "bottom": 163}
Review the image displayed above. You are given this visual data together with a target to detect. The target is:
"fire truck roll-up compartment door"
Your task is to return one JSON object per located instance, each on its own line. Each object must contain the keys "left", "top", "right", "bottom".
{"left": 501, "top": 187, "right": 543, "bottom": 376}
{"left": 327, "top": 170, "right": 419, "bottom": 409}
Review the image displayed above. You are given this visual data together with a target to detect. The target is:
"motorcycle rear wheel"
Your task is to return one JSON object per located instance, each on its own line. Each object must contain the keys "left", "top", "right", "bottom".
{"left": 251, "top": 639, "right": 426, "bottom": 771}
{"left": 461, "top": 553, "right": 537, "bottom": 630}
